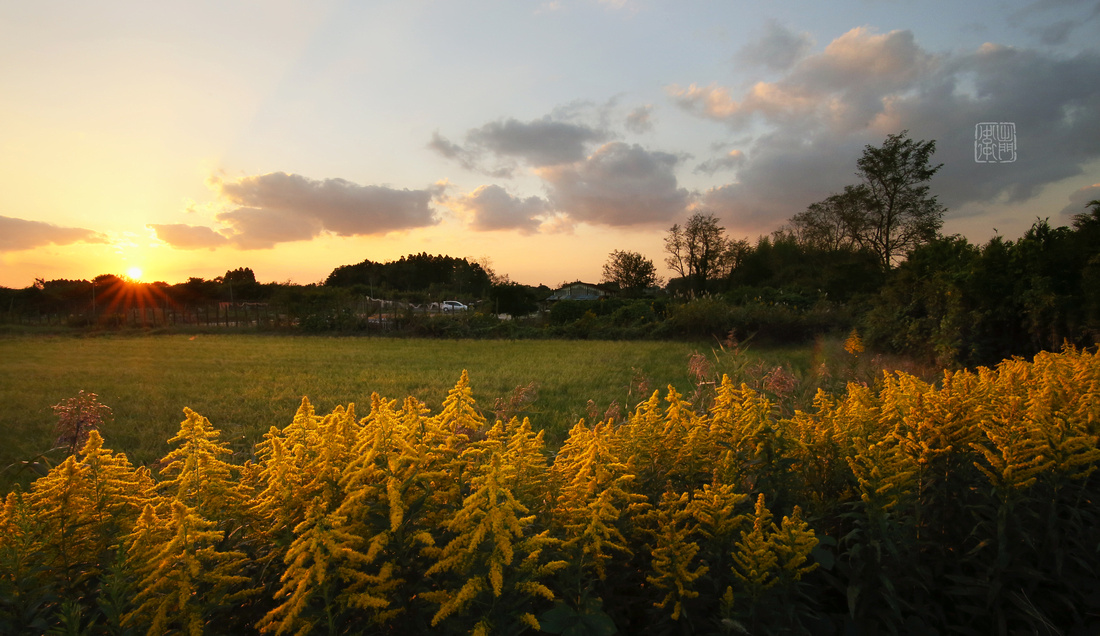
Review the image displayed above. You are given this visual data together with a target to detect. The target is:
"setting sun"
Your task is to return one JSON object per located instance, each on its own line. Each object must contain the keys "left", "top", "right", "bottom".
{"left": 126, "top": 267, "right": 143, "bottom": 281}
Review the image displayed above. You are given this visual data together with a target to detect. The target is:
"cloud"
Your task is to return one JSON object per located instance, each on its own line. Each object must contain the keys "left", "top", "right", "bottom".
{"left": 869, "top": 45, "right": 1100, "bottom": 208}
{"left": 671, "top": 28, "right": 934, "bottom": 132}
{"left": 467, "top": 117, "right": 609, "bottom": 167}
{"left": 625, "top": 105, "right": 655, "bottom": 133}
{"left": 1059, "top": 183, "right": 1100, "bottom": 219}
{"left": 449, "top": 185, "right": 548, "bottom": 234}
{"left": 1010, "top": 0, "right": 1100, "bottom": 45}
{"left": 155, "top": 173, "right": 441, "bottom": 250}
{"left": 148, "top": 223, "right": 230, "bottom": 250}
{"left": 430, "top": 115, "right": 612, "bottom": 176}
{"left": 695, "top": 149, "right": 746, "bottom": 175}
{"left": 206, "top": 172, "right": 439, "bottom": 249}
{"left": 669, "top": 27, "right": 1100, "bottom": 232}
{"left": 539, "top": 142, "right": 690, "bottom": 227}
{"left": 427, "top": 131, "right": 479, "bottom": 172}
{"left": 0, "top": 216, "right": 107, "bottom": 252}
{"left": 737, "top": 20, "right": 814, "bottom": 72}
{"left": 700, "top": 130, "right": 868, "bottom": 234}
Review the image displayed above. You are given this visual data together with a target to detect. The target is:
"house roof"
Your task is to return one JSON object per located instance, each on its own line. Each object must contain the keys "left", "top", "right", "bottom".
{"left": 546, "top": 281, "right": 611, "bottom": 301}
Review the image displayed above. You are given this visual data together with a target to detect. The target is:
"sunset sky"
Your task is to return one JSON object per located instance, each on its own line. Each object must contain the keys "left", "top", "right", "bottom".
{"left": 2, "top": 0, "right": 1099, "bottom": 289}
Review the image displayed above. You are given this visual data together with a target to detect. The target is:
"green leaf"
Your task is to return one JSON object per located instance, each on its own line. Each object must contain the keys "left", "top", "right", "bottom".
{"left": 811, "top": 545, "right": 835, "bottom": 571}
{"left": 539, "top": 604, "right": 577, "bottom": 633}
{"left": 538, "top": 602, "right": 618, "bottom": 636}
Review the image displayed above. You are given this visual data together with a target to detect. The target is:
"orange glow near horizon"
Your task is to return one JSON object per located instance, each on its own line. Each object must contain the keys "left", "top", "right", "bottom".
{"left": 126, "top": 266, "right": 144, "bottom": 281}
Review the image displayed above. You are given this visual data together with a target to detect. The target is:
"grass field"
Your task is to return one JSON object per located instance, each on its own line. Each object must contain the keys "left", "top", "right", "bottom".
{"left": 1, "top": 333, "right": 849, "bottom": 489}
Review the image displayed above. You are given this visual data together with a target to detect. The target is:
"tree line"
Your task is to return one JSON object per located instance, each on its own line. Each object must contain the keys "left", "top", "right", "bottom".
{"left": 0, "top": 255, "right": 530, "bottom": 324}
{"left": 3, "top": 131, "right": 1096, "bottom": 365}
{"left": 599, "top": 131, "right": 1099, "bottom": 366}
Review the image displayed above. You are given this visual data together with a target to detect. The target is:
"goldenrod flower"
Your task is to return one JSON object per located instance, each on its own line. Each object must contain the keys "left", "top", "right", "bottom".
{"left": 844, "top": 329, "right": 864, "bottom": 356}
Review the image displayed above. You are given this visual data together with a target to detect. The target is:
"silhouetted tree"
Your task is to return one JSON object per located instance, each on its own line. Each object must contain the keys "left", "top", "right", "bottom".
{"left": 601, "top": 250, "right": 661, "bottom": 296}
{"left": 222, "top": 267, "right": 256, "bottom": 284}
{"left": 489, "top": 282, "right": 540, "bottom": 316}
{"left": 664, "top": 213, "right": 739, "bottom": 296}
{"left": 324, "top": 254, "right": 491, "bottom": 299}
{"left": 803, "top": 131, "right": 945, "bottom": 270}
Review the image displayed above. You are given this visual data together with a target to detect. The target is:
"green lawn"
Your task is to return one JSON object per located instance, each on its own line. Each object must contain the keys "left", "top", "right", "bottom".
{"left": 2, "top": 334, "right": 805, "bottom": 485}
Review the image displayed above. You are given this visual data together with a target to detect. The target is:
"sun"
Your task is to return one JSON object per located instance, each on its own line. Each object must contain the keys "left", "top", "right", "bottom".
{"left": 126, "top": 266, "right": 144, "bottom": 281}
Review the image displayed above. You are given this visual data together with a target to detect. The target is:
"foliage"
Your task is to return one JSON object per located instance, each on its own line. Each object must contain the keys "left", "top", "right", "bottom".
{"left": 864, "top": 213, "right": 1100, "bottom": 366}
{"left": 800, "top": 131, "right": 946, "bottom": 271}
{"left": 324, "top": 253, "right": 492, "bottom": 299}
{"left": 2, "top": 348, "right": 1098, "bottom": 633}
{"left": 665, "top": 213, "right": 744, "bottom": 297}
{"left": 601, "top": 250, "right": 662, "bottom": 296}
{"left": 488, "top": 282, "right": 541, "bottom": 317}
{"left": 727, "top": 235, "right": 883, "bottom": 304}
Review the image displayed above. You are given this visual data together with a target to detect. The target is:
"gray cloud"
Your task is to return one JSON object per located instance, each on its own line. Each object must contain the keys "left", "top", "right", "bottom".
{"left": 539, "top": 142, "right": 689, "bottom": 227}
{"left": 467, "top": 117, "right": 609, "bottom": 167}
{"left": 215, "top": 207, "right": 322, "bottom": 250}
{"left": 1059, "top": 183, "right": 1100, "bottom": 220}
{"left": 452, "top": 185, "right": 548, "bottom": 234}
{"left": 430, "top": 115, "right": 611, "bottom": 176}
{"left": 625, "top": 105, "right": 655, "bottom": 134}
{"left": 701, "top": 131, "right": 868, "bottom": 234}
{"left": 148, "top": 223, "right": 230, "bottom": 250}
{"left": 1036, "top": 19, "right": 1076, "bottom": 45}
{"left": 669, "top": 27, "right": 1100, "bottom": 233}
{"left": 1010, "top": 0, "right": 1100, "bottom": 45}
{"left": 206, "top": 172, "right": 439, "bottom": 249}
{"left": 0, "top": 216, "right": 107, "bottom": 252}
{"left": 737, "top": 20, "right": 814, "bottom": 72}
{"left": 694, "top": 149, "right": 746, "bottom": 175}
{"left": 870, "top": 45, "right": 1100, "bottom": 209}
{"left": 428, "top": 131, "right": 479, "bottom": 172}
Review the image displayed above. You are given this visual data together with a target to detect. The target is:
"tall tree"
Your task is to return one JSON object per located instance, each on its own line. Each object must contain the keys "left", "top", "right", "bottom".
{"left": 849, "top": 130, "right": 946, "bottom": 269}
{"left": 664, "top": 213, "right": 737, "bottom": 296}
{"left": 786, "top": 186, "right": 864, "bottom": 252}
{"left": 601, "top": 250, "right": 661, "bottom": 295}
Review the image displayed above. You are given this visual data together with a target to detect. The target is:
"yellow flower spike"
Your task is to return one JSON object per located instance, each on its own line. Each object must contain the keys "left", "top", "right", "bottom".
{"left": 490, "top": 560, "right": 504, "bottom": 596}
{"left": 435, "top": 369, "right": 487, "bottom": 439}
{"left": 520, "top": 613, "right": 541, "bottom": 630}
{"left": 770, "top": 506, "right": 819, "bottom": 581}
{"left": 125, "top": 500, "right": 252, "bottom": 636}
{"left": 386, "top": 476, "right": 404, "bottom": 531}
{"left": 731, "top": 494, "right": 780, "bottom": 595}
{"left": 423, "top": 450, "right": 560, "bottom": 631}
{"left": 157, "top": 408, "right": 241, "bottom": 523}
{"left": 647, "top": 491, "right": 708, "bottom": 621}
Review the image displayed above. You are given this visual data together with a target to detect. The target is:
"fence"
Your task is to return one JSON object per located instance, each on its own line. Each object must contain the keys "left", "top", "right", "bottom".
{"left": 1, "top": 297, "right": 473, "bottom": 332}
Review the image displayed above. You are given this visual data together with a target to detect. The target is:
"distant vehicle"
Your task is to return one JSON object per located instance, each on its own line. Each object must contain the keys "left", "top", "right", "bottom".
{"left": 441, "top": 300, "right": 468, "bottom": 312}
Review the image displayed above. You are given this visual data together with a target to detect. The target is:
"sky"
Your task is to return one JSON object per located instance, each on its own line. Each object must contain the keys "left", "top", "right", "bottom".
{"left": 2, "top": 0, "right": 1099, "bottom": 290}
